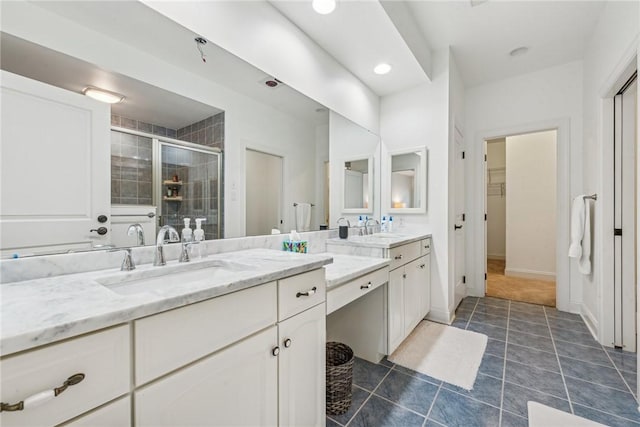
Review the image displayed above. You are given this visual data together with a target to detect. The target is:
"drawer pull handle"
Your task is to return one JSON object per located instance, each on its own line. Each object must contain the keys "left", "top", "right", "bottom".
{"left": 284, "top": 338, "right": 292, "bottom": 348}
{"left": 424, "top": 245, "right": 430, "bottom": 249}
{"left": 360, "top": 282, "right": 372, "bottom": 290}
{"left": 272, "top": 346, "right": 280, "bottom": 356}
{"left": 1, "top": 373, "right": 85, "bottom": 412}
{"left": 419, "top": 264, "right": 426, "bottom": 269}
{"left": 394, "top": 254, "right": 403, "bottom": 260}
{"left": 296, "top": 286, "right": 317, "bottom": 298}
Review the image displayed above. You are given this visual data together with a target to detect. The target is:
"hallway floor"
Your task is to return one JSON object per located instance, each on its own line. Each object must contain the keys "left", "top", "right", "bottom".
{"left": 327, "top": 297, "right": 638, "bottom": 427}
{"left": 486, "top": 259, "right": 556, "bottom": 306}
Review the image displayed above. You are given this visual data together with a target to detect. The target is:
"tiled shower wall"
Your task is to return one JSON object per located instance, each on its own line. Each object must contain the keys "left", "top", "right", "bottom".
{"left": 111, "top": 113, "right": 225, "bottom": 237}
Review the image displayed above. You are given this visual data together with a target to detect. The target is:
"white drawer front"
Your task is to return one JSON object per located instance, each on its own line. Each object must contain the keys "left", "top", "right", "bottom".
{"left": 0, "top": 325, "right": 130, "bottom": 427}
{"left": 420, "top": 238, "right": 432, "bottom": 256}
{"left": 388, "top": 241, "right": 421, "bottom": 270}
{"left": 63, "top": 396, "right": 131, "bottom": 427}
{"left": 278, "top": 269, "right": 326, "bottom": 321}
{"left": 135, "top": 281, "right": 277, "bottom": 385}
{"left": 327, "top": 267, "right": 389, "bottom": 314}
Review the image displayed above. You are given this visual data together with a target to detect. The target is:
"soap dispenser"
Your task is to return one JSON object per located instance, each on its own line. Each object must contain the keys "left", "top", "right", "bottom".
{"left": 194, "top": 218, "right": 206, "bottom": 258}
{"left": 182, "top": 218, "right": 193, "bottom": 243}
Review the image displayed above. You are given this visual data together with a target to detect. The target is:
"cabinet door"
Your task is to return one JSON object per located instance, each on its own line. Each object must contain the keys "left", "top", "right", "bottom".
{"left": 417, "top": 254, "right": 431, "bottom": 317}
{"left": 403, "top": 258, "right": 423, "bottom": 336}
{"left": 0, "top": 71, "right": 110, "bottom": 255}
{"left": 278, "top": 303, "right": 326, "bottom": 427}
{"left": 387, "top": 268, "right": 405, "bottom": 354}
{"left": 63, "top": 396, "right": 130, "bottom": 427}
{"left": 135, "top": 327, "right": 278, "bottom": 427}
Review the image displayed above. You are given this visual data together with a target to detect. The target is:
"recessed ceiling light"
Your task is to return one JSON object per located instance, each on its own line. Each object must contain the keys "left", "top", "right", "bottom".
{"left": 82, "top": 87, "right": 125, "bottom": 104}
{"left": 374, "top": 63, "right": 392, "bottom": 75}
{"left": 312, "top": 0, "right": 336, "bottom": 15}
{"left": 509, "top": 46, "right": 529, "bottom": 57}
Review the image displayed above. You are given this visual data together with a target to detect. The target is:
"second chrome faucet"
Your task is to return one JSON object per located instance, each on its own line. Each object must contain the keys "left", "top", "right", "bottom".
{"left": 153, "top": 225, "right": 180, "bottom": 266}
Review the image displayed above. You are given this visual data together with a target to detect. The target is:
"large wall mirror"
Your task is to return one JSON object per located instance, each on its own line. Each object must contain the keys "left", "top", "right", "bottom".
{"left": 329, "top": 112, "right": 381, "bottom": 226}
{"left": 0, "top": 1, "right": 333, "bottom": 257}
{"left": 385, "top": 147, "right": 428, "bottom": 214}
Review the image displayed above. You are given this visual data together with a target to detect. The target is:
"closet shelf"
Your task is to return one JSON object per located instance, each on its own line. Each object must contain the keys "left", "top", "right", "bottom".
{"left": 163, "top": 196, "right": 183, "bottom": 201}
{"left": 163, "top": 180, "right": 183, "bottom": 186}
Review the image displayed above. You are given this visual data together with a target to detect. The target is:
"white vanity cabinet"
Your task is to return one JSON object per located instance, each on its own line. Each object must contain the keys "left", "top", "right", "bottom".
{"left": 134, "top": 268, "right": 326, "bottom": 427}
{"left": 0, "top": 325, "right": 130, "bottom": 427}
{"left": 387, "top": 239, "right": 431, "bottom": 354}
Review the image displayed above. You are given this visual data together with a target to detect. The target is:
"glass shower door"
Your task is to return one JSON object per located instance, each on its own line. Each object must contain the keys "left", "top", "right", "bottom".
{"left": 158, "top": 142, "right": 221, "bottom": 239}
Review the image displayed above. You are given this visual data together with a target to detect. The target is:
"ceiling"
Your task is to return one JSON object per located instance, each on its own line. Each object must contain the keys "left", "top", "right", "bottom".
{"left": 8, "top": 1, "right": 328, "bottom": 128}
{"left": 270, "top": 0, "right": 606, "bottom": 90}
{"left": 405, "top": 0, "right": 606, "bottom": 87}
{"left": 270, "top": 0, "right": 429, "bottom": 96}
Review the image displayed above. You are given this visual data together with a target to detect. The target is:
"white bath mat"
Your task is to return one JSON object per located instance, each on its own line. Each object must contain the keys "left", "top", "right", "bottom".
{"left": 388, "top": 321, "right": 487, "bottom": 390}
{"left": 528, "top": 402, "right": 608, "bottom": 427}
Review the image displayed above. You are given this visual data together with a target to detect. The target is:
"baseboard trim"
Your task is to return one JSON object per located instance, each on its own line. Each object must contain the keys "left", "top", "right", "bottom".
{"left": 580, "top": 303, "right": 599, "bottom": 342}
{"left": 504, "top": 268, "right": 556, "bottom": 282}
{"left": 426, "top": 307, "right": 454, "bottom": 325}
{"left": 487, "top": 254, "right": 505, "bottom": 260}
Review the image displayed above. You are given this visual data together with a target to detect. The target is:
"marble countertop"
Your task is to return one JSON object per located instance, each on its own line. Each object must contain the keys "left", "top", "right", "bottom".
{"left": 326, "top": 231, "right": 432, "bottom": 249}
{"left": 0, "top": 249, "right": 332, "bottom": 356}
{"left": 322, "top": 253, "right": 390, "bottom": 290}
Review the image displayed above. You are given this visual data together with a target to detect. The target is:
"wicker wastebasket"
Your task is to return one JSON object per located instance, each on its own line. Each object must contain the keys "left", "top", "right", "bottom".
{"left": 326, "top": 342, "right": 354, "bottom": 416}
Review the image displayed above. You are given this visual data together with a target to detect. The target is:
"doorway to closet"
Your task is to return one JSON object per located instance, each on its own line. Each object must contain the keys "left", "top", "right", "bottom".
{"left": 485, "top": 130, "right": 557, "bottom": 306}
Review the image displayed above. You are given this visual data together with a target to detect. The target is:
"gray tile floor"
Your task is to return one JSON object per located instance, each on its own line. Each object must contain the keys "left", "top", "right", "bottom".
{"left": 327, "top": 296, "right": 639, "bottom": 427}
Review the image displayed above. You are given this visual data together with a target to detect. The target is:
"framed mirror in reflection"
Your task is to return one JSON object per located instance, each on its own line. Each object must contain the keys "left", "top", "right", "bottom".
{"left": 0, "top": 2, "right": 332, "bottom": 258}
{"left": 342, "top": 157, "right": 373, "bottom": 213}
{"left": 386, "top": 147, "right": 428, "bottom": 214}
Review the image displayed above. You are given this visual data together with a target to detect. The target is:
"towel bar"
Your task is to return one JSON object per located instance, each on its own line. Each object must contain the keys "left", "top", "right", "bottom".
{"left": 582, "top": 194, "right": 597, "bottom": 201}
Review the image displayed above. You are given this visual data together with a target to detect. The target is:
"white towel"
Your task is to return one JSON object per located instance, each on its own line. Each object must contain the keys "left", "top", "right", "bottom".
{"left": 294, "top": 202, "right": 311, "bottom": 232}
{"left": 568, "top": 195, "right": 591, "bottom": 274}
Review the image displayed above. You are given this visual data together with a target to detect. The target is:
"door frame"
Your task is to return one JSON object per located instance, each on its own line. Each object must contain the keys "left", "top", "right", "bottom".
{"left": 599, "top": 51, "right": 638, "bottom": 350}
{"left": 469, "top": 118, "right": 571, "bottom": 311}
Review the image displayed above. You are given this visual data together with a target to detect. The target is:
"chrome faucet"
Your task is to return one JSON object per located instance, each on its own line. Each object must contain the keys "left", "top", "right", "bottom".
{"left": 110, "top": 247, "right": 135, "bottom": 271}
{"left": 127, "top": 223, "right": 145, "bottom": 246}
{"left": 154, "top": 225, "right": 180, "bottom": 266}
{"left": 365, "top": 218, "right": 380, "bottom": 235}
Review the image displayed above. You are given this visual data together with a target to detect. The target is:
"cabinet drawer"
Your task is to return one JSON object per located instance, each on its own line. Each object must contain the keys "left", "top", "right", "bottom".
{"left": 0, "top": 325, "right": 130, "bottom": 427}
{"left": 388, "top": 241, "right": 421, "bottom": 270}
{"left": 63, "top": 396, "right": 131, "bottom": 427}
{"left": 327, "top": 267, "right": 388, "bottom": 314}
{"left": 135, "top": 282, "right": 277, "bottom": 385}
{"left": 278, "top": 269, "right": 326, "bottom": 321}
{"left": 420, "top": 238, "right": 432, "bottom": 256}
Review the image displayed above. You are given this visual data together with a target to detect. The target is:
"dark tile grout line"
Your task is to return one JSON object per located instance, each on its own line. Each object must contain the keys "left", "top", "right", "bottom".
{"left": 497, "top": 300, "right": 511, "bottom": 427}
{"left": 543, "top": 305, "right": 575, "bottom": 414}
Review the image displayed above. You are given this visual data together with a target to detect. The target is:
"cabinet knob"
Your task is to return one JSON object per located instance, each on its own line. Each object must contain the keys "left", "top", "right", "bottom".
{"left": 284, "top": 338, "right": 292, "bottom": 348}
{"left": 419, "top": 264, "right": 426, "bottom": 269}
{"left": 394, "top": 254, "right": 403, "bottom": 260}
{"left": 402, "top": 273, "right": 407, "bottom": 279}
{"left": 272, "top": 346, "right": 280, "bottom": 356}
{"left": 0, "top": 373, "right": 85, "bottom": 412}
{"left": 360, "top": 282, "right": 372, "bottom": 290}
{"left": 89, "top": 227, "right": 108, "bottom": 235}
{"left": 296, "top": 286, "right": 317, "bottom": 298}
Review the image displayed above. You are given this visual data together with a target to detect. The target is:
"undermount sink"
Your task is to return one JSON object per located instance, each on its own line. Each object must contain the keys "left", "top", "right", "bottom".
{"left": 96, "top": 259, "right": 254, "bottom": 296}
{"left": 367, "top": 233, "right": 408, "bottom": 239}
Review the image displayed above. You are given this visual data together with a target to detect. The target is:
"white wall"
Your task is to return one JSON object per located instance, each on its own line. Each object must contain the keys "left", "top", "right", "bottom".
{"left": 581, "top": 0, "right": 639, "bottom": 341}
{"left": 380, "top": 49, "right": 452, "bottom": 322}
{"left": 142, "top": 0, "right": 380, "bottom": 133}
{"left": 465, "top": 60, "right": 583, "bottom": 312}
{"left": 486, "top": 139, "right": 506, "bottom": 259}
{"left": 1, "top": 1, "right": 321, "bottom": 239}
{"left": 505, "top": 131, "right": 557, "bottom": 280}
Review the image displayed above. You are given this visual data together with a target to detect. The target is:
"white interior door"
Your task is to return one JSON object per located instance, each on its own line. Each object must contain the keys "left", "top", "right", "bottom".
{"left": 613, "top": 74, "right": 637, "bottom": 351}
{"left": 0, "top": 71, "right": 110, "bottom": 256}
{"left": 245, "top": 149, "right": 282, "bottom": 236}
{"left": 454, "top": 126, "right": 466, "bottom": 306}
